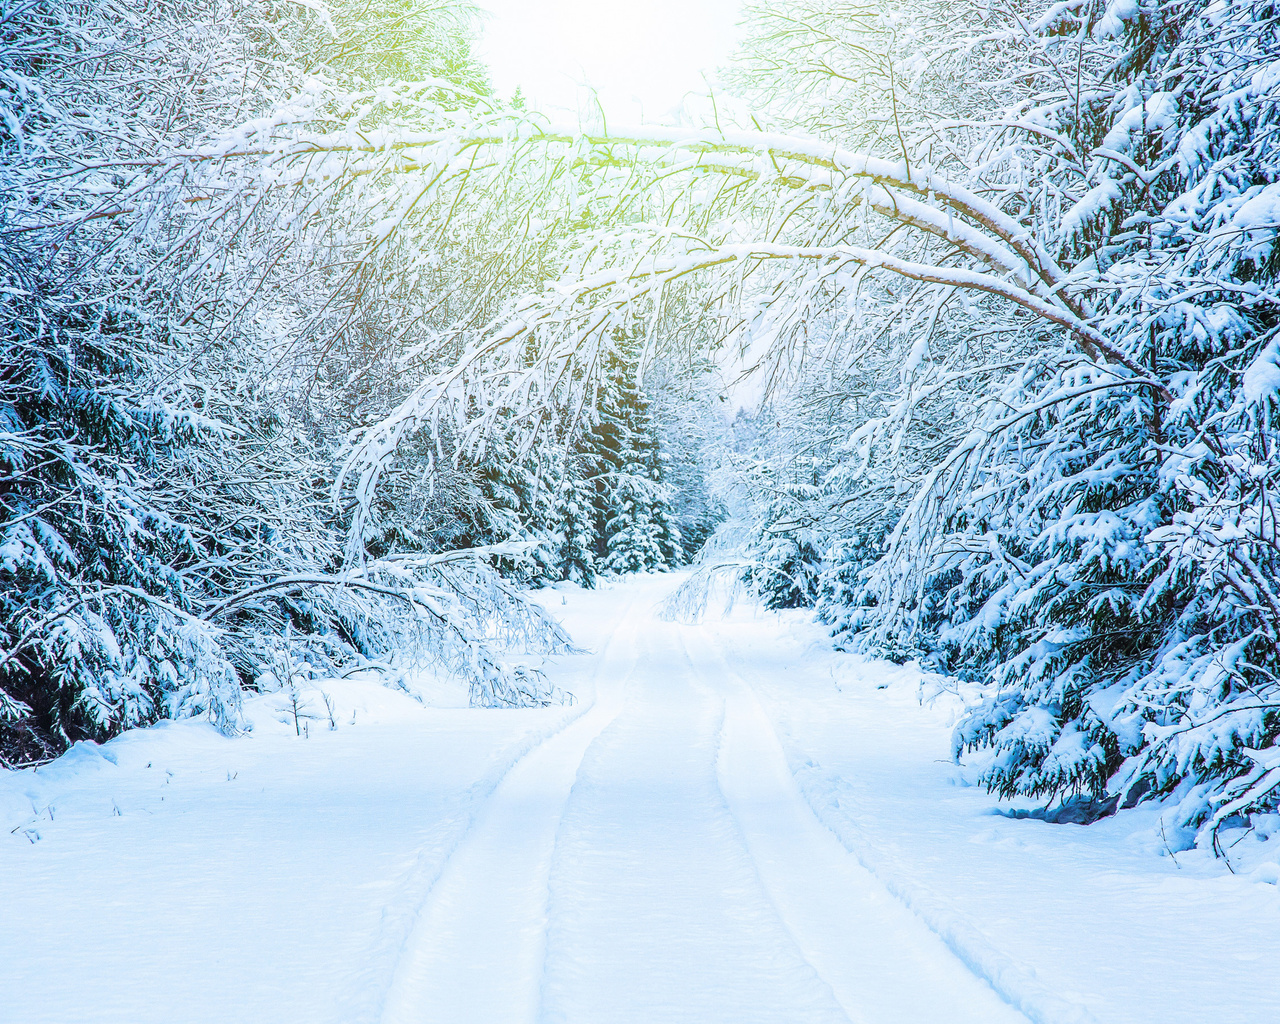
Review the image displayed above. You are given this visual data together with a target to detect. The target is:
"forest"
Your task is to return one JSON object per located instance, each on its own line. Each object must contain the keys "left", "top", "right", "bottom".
{"left": 2, "top": 0, "right": 1279, "bottom": 858}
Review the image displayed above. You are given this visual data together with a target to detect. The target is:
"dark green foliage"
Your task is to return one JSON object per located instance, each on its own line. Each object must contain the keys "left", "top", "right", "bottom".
{"left": 583, "top": 340, "right": 681, "bottom": 577}
{"left": 552, "top": 470, "right": 598, "bottom": 587}
{"left": 750, "top": 534, "right": 822, "bottom": 610}
{"left": 0, "top": 243, "right": 240, "bottom": 754}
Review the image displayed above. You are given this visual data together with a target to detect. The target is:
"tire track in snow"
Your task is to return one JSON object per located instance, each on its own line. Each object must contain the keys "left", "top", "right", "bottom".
{"left": 359, "top": 696, "right": 599, "bottom": 1020}
{"left": 683, "top": 624, "right": 1033, "bottom": 1024}
{"left": 374, "top": 597, "right": 644, "bottom": 1024}
{"left": 784, "top": 758, "right": 1101, "bottom": 1024}
{"left": 535, "top": 617, "right": 851, "bottom": 1024}
{"left": 710, "top": 623, "right": 1102, "bottom": 1024}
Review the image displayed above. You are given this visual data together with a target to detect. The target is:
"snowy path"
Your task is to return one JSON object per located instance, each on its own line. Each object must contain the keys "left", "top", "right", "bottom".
{"left": 4, "top": 573, "right": 1278, "bottom": 1023}
{"left": 381, "top": 575, "right": 1021, "bottom": 1024}
{"left": 697, "top": 631, "right": 1026, "bottom": 1024}
{"left": 377, "top": 590, "right": 642, "bottom": 1024}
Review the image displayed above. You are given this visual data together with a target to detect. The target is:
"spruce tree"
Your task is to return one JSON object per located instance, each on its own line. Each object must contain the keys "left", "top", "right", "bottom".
{"left": 552, "top": 468, "right": 599, "bottom": 587}
{"left": 587, "top": 340, "right": 681, "bottom": 575}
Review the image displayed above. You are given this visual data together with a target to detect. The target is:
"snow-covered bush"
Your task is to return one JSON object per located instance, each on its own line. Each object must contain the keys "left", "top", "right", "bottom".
{"left": 0, "top": 0, "right": 572, "bottom": 761}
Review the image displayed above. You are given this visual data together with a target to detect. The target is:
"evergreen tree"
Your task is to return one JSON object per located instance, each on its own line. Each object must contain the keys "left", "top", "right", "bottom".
{"left": 0, "top": 0, "right": 564, "bottom": 763}
{"left": 552, "top": 468, "right": 599, "bottom": 587}
{"left": 817, "top": 0, "right": 1280, "bottom": 837}
{"left": 738, "top": 435, "right": 825, "bottom": 611}
{"left": 587, "top": 342, "right": 681, "bottom": 575}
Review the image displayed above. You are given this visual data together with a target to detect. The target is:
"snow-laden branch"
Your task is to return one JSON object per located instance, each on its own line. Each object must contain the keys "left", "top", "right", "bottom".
{"left": 335, "top": 233, "right": 1157, "bottom": 542}
{"left": 139, "top": 114, "right": 1094, "bottom": 331}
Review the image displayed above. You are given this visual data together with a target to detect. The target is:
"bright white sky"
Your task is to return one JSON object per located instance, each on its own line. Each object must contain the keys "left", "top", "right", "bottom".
{"left": 476, "top": 0, "right": 744, "bottom": 124}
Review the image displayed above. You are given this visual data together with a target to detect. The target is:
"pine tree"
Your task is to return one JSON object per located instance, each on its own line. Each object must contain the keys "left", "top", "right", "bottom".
{"left": 587, "top": 341, "right": 681, "bottom": 575}
{"left": 0, "top": 243, "right": 243, "bottom": 758}
{"left": 552, "top": 468, "right": 598, "bottom": 587}
{"left": 0, "top": 0, "right": 563, "bottom": 762}
{"left": 834, "top": 0, "right": 1280, "bottom": 838}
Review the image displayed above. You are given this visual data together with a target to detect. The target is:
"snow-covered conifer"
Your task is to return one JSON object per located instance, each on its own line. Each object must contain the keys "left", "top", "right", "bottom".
{"left": 588, "top": 342, "right": 681, "bottom": 575}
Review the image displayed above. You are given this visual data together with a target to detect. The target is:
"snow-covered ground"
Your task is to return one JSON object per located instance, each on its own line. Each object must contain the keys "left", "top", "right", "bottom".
{"left": 2, "top": 573, "right": 1277, "bottom": 1023}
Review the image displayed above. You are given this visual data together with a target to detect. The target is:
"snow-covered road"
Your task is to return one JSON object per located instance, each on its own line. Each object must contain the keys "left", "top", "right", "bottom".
{"left": 382, "top": 577, "right": 1021, "bottom": 1024}
{"left": 3, "top": 574, "right": 1278, "bottom": 1023}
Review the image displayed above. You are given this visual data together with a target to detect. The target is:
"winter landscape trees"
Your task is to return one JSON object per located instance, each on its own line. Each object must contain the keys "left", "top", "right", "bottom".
{"left": 0, "top": 0, "right": 568, "bottom": 757}
{"left": 3, "top": 0, "right": 1279, "bottom": 855}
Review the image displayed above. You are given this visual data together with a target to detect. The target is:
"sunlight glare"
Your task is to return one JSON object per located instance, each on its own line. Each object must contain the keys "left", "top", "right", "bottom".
{"left": 478, "top": 0, "right": 743, "bottom": 124}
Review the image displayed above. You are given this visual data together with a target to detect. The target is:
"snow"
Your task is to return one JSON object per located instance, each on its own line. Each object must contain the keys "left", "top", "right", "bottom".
{"left": 1100, "top": 92, "right": 1178, "bottom": 153}
{"left": 4, "top": 574, "right": 1279, "bottom": 1023}
{"left": 1060, "top": 177, "right": 1122, "bottom": 244}
{"left": 1230, "top": 181, "right": 1280, "bottom": 264}
{"left": 0, "top": 681, "right": 581, "bottom": 1024}
{"left": 1094, "top": 0, "right": 1140, "bottom": 37}
{"left": 1242, "top": 334, "right": 1280, "bottom": 407}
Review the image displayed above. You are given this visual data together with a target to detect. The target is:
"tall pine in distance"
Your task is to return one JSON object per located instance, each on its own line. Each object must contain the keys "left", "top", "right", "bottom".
{"left": 593, "top": 338, "right": 682, "bottom": 576}
{"left": 542, "top": 334, "right": 682, "bottom": 586}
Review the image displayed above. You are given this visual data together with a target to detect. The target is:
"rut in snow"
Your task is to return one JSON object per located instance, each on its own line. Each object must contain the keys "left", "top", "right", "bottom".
{"left": 378, "top": 574, "right": 1026, "bottom": 1024}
